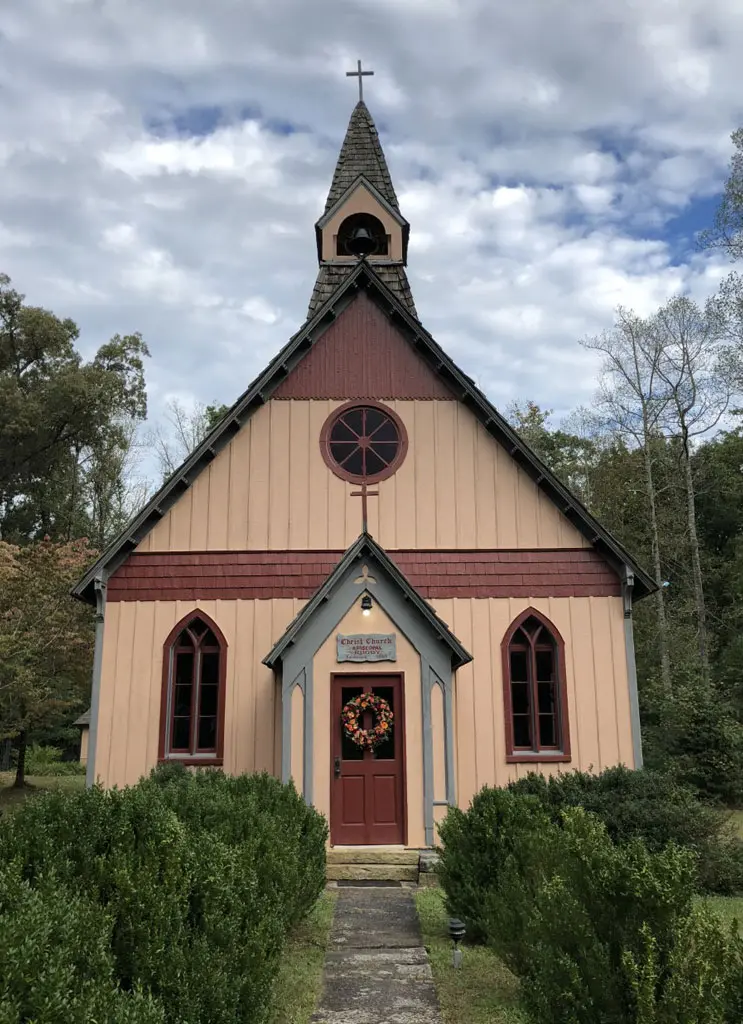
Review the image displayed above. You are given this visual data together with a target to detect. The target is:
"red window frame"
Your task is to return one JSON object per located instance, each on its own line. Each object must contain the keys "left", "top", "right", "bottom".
{"left": 501, "top": 608, "right": 571, "bottom": 763}
{"left": 159, "top": 611, "right": 227, "bottom": 766}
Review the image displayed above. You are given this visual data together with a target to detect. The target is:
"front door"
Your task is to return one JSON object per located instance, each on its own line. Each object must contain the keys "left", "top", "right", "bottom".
{"left": 330, "top": 674, "right": 406, "bottom": 845}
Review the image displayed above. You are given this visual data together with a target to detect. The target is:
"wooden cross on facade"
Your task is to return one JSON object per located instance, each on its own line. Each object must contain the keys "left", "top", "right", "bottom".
{"left": 351, "top": 480, "right": 379, "bottom": 534}
{"left": 346, "top": 59, "right": 374, "bottom": 102}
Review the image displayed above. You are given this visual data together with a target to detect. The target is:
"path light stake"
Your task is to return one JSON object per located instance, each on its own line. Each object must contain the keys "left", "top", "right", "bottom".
{"left": 448, "top": 918, "right": 465, "bottom": 968}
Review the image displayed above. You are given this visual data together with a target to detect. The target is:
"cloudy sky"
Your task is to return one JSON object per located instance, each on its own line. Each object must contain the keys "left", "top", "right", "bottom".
{"left": 1, "top": 0, "right": 741, "bottom": 444}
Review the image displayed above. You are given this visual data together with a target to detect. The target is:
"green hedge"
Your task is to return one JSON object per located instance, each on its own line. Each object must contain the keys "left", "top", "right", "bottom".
{"left": 19, "top": 743, "right": 87, "bottom": 777}
{"left": 438, "top": 791, "right": 743, "bottom": 1023}
{"left": 0, "top": 863, "right": 164, "bottom": 1024}
{"left": 506, "top": 765, "right": 743, "bottom": 894}
{"left": 0, "top": 766, "right": 327, "bottom": 1024}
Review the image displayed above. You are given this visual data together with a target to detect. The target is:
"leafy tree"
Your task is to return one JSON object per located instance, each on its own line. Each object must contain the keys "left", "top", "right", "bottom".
{"left": 581, "top": 308, "right": 674, "bottom": 692}
{"left": 0, "top": 538, "right": 95, "bottom": 787}
{"left": 507, "top": 400, "right": 599, "bottom": 503}
{"left": 148, "top": 398, "right": 229, "bottom": 482}
{"left": 0, "top": 273, "right": 150, "bottom": 544}
{"left": 652, "top": 297, "right": 735, "bottom": 680}
{"left": 693, "top": 426, "right": 743, "bottom": 707}
{"left": 701, "top": 128, "right": 743, "bottom": 261}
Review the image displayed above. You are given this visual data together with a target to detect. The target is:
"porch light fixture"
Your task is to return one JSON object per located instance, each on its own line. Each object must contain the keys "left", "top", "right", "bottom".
{"left": 448, "top": 918, "right": 465, "bottom": 968}
{"left": 361, "top": 594, "right": 373, "bottom": 616}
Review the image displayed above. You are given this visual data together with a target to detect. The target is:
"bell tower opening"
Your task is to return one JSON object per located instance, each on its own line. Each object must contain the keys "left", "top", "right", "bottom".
{"left": 337, "top": 212, "right": 389, "bottom": 257}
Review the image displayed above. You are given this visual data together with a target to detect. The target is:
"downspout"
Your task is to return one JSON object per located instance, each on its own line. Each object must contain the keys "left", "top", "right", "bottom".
{"left": 622, "top": 567, "right": 644, "bottom": 769}
{"left": 85, "top": 572, "right": 108, "bottom": 788}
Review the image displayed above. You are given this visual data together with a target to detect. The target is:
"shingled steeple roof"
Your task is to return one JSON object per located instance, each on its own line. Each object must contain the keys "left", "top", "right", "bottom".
{"left": 309, "top": 101, "right": 415, "bottom": 318}
{"left": 324, "top": 100, "right": 399, "bottom": 213}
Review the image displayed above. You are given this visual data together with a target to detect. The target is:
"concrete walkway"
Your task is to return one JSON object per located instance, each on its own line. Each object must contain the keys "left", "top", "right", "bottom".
{"left": 312, "top": 886, "right": 443, "bottom": 1024}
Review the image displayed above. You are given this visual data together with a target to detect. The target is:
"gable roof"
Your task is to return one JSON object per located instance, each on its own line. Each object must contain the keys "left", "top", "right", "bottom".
{"left": 308, "top": 262, "right": 416, "bottom": 319}
{"left": 72, "top": 258, "right": 655, "bottom": 605}
{"left": 315, "top": 174, "right": 411, "bottom": 266}
{"left": 324, "top": 101, "right": 399, "bottom": 214}
{"left": 318, "top": 175, "right": 408, "bottom": 232}
{"left": 263, "top": 532, "right": 473, "bottom": 669}
{"left": 278, "top": 289, "right": 446, "bottom": 399}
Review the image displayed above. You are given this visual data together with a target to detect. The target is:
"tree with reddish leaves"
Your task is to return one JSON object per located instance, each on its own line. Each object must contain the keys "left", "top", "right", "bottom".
{"left": 0, "top": 537, "right": 95, "bottom": 788}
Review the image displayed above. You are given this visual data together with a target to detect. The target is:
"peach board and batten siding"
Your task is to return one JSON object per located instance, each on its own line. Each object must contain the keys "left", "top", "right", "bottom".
{"left": 136, "top": 399, "right": 591, "bottom": 555}
{"left": 92, "top": 594, "right": 634, "bottom": 843}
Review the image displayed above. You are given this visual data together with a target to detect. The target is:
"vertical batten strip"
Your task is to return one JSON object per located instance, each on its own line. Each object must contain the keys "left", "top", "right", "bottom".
{"left": 622, "top": 571, "right": 644, "bottom": 769}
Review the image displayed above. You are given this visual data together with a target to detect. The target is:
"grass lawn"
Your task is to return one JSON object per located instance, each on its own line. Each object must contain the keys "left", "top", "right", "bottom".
{"left": 416, "top": 887, "right": 529, "bottom": 1024}
{"left": 268, "top": 890, "right": 336, "bottom": 1024}
{"left": 729, "top": 809, "right": 743, "bottom": 840}
{"left": 706, "top": 895, "right": 743, "bottom": 930}
{"left": 0, "top": 772, "right": 85, "bottom": 813}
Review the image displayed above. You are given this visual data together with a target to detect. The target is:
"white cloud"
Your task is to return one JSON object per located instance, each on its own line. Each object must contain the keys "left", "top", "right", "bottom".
{"left": 0, "top": 0, "right": 741, "bottom": 453}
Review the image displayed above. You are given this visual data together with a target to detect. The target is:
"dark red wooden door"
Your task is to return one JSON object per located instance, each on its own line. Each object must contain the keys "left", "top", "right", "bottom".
{"left": 330, "top": 675, "right": 406, "bottom": 845}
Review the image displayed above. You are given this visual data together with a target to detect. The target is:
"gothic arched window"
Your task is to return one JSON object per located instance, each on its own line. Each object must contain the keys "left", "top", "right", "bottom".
{"left": 159, "top": 613, "right": 227, "bottom": 764}
{"left": 502, "top": 609, "right": 571, "bottom": 762}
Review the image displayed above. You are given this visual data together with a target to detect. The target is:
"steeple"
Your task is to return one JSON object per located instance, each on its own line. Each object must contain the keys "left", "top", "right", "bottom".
{"left": 324, "top": 101, "right": 400, "bottom": 214}
{"left": 308, "top": 101, "right": 417, "bottom": 319}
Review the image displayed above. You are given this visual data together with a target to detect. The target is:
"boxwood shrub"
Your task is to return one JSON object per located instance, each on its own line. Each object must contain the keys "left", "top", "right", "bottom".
{"left": 506, "top": 765, "right": 743, "bottom": 894}
{"left": 0, "top": 862, "right": 164, "bottom": 1024}
{"left": 488, "top": 809, "right": 743, "bottom": 1024}
{"left": 439, "top": 793, "right": 743, "bottom": 1023}
{"left": 0, "top": 766, "right": 327, "bottom": 1024}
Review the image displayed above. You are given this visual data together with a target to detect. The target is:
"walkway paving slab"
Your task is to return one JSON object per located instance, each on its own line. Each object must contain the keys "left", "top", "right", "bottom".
{"left": 312, "top": 887, "right": 443, "bottom": 1024}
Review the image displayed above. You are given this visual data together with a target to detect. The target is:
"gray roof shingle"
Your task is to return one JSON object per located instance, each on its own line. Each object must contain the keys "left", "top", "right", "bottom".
{"left": 324, "top": 101, "right": 399, "bottom": 213}
{"left": 308, "top": 263, "right": 417, "bottom": 319}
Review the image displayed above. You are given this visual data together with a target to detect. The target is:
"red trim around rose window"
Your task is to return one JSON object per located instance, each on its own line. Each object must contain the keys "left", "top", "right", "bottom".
{"left": 319, "top": 400, "right": 409, "bottom": 484}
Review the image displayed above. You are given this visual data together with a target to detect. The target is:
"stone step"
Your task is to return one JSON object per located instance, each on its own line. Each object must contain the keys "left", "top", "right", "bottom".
{"left": 326, "top": 863, "right": 420, "bottom": 882}
{"left": 328, "top": 848, "right": 420, "bottom": 866}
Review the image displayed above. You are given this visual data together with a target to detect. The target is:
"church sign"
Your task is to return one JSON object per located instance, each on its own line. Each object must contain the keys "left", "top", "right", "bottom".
{"left": 336, "top": 633, "right": 397, "bottom": 663}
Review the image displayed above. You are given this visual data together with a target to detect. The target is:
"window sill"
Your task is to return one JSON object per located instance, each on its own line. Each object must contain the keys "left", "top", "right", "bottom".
{"left": 158, "top": 756, "right": 224, "bottom": 767}
{"left": 506, "top": 752, "right": 572, "bottom": 764}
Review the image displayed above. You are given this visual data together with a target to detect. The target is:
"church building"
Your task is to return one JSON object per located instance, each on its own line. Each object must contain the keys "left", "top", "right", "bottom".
{"left": 74, "top": 87, "right": 653, "bottom": 849}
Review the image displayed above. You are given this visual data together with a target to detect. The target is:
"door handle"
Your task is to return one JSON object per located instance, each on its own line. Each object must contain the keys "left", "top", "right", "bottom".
{"left": 334, "top": 756, "right": 341, "bottom": 778}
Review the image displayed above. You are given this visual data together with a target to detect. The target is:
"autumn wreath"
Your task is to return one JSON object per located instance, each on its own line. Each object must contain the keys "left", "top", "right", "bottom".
{"left": 341, "top": 693, "right": 394, "bottom": 751}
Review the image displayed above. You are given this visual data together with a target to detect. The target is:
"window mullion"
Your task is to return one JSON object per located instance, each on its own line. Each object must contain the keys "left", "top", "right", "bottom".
{"left": 190, "top": 643, "right": 201, "bottom": 755}
{"left": 554, "top": 651, "right": 562, "bottom": 750}
{"left": 529, "top": 639, "right": 539, "bottom": 751}
{"left": 167, "top": 648, "right": 175, "bottom": 755}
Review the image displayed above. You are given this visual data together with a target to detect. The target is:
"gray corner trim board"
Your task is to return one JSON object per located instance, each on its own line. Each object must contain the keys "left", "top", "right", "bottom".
{"left": 85, "top": 572, "right": 108, "bottom": 788}
{"left": 270, "top": 542, "right": 459, "bottom": 831}
{"left": 280, "top": 666, "right": 314, "bottom": 804}
{"left": 421, "top": 659, "right": 436, "bottom": 848}
{"left": 622, "top": 568, "right": 644, "bottom": 769}
{"left": 421, "top": 666, "right": 457, "bottom": 847}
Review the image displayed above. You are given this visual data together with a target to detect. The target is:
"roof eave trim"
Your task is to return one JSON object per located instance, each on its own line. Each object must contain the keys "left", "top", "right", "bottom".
{"left": 262, "top": 533, "right": 472, "bottom": 670}
{"left": 72, "top": 266, "right": 374, "bottom": 604}
{"left": 316, "top": 175, "right": 409, "bottom": 231}
{"left": 350, "top": 267, "right": 656, "bottom": 599}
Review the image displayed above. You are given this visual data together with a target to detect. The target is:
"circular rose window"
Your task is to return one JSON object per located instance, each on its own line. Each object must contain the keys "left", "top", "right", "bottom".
{"left": 320, "top": 402, "right": 408, "bottom": 483}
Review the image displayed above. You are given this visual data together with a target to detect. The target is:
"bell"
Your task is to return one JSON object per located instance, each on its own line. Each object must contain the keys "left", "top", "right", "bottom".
{"left": 345, "top": 225, "right": 378, "bottom": 258}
